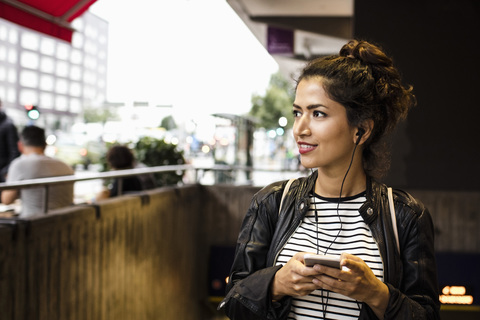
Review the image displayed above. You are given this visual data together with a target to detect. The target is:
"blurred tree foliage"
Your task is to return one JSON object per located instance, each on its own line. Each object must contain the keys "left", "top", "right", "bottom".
{"left": 133, "top": 136, "right": 185, "bottom": 186}
{"left": 83, "top": 106, "right": 119, "bottom": 124}
{"left": 160, "top": 115, "right": 177, "bottom": 131}
{"left": 249, "top": 72, "right": 295, "bottom": 130}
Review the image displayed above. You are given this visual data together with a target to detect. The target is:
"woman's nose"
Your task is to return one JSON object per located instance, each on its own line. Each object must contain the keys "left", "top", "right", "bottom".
{"left": 294, "top": 116, "right": 311, "bottom": 137}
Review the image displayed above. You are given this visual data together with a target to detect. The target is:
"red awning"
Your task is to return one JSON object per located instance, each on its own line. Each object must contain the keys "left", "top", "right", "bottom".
{"left": 0, "top": 0, "right": 97, "bottom": 42}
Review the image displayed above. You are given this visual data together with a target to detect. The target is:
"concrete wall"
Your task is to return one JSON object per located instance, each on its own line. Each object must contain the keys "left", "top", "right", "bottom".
{"left": 0, "top": 185, "right": 259, "bottom": 320}
{"left": 0, "top": 185, "right": 479, "bottom": 319}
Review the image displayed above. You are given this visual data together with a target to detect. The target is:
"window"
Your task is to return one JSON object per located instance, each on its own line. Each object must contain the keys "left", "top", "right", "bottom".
{"left": 57, "top": 42, "right": 70, "bottom": 60}
{"left": 70, "top": 98, "right": 81, "bottom": 112}
{"left": 40, "top": 56, "right": 55, "bottom": 73}
{"left": 72, "top": 33, "right": 84, "bottom": 48}
{"left": 55, "top": 95, "right": 68, "bottom": 111}
{"left": 7, "top": 87, "right": 16, "bottom": 103}
{"left": 70, "top": 82, "right": 82, "bottom": 96}
{"left": 71, "top": 49, "right": 83, "bottom": 64}
{"left": 20, "top": 51, "right": 39, "bottom": 69}
{"left": 40, "top": 74, "right": 54, "bottom": 91}
{"left": 55, "top": 78, "right": 68, "bottom": 94}
{"left": 8, "top": 28, "right": 18, "bottom": 44}
{"left": 56, "top": 60, "right": 69, "bottom": 77}
{"left": 19, "top": 88, "right": 38, "bottom": 106}
{"left": 40, "top": 92, "right": 53, "bottom": 109}
{"left": 70, "top": 65, "right": 82, "bottom": 81}
{"left": 20, "top": 70, "right": 38, "bottom": 87}
{"left": 7, "top": 67, "right": 16, "bottom": 82}
{"left": 0, "top": 25, "right": 7, "bottom": 41}
{"left": 84, "top": 55, "right": 97, "bottom": 69}
{"left": 8, "top": 47, "right": 17, "bottom": 64}
{"left": 40, "top": 38, "right": 55, "bottom": 56}
{"left": 21, "top": 32, "right": 39, "bottom": 50}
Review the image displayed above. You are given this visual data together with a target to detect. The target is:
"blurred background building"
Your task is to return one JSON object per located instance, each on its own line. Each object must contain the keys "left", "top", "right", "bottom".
{"left": 0, "top": 9, "right": 108, "bottom": 131}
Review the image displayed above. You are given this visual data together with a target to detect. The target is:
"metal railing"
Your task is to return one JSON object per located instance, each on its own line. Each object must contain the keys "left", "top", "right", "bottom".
{"left": 0, "top": 164, "right": 304, "bottom": 214}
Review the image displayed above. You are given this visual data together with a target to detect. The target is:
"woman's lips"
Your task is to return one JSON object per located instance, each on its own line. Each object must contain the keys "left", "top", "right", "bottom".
{"left": 297, "top": 142, "right": 317, "bottom": 154}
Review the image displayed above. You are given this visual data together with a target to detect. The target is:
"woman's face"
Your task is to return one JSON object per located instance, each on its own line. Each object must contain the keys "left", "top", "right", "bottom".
{"left": 293, "top": 78, "right": 357, "bottom": 172}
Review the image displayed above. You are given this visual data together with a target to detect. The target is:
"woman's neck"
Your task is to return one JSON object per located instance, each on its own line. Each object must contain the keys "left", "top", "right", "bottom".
{"left": 314, "top": 165, "right": 367, "bottom": 198}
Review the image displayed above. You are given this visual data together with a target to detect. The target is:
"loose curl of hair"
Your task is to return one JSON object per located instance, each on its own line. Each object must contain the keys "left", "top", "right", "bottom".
{"left": 296, "top": 39, "right": 416, "bottom": 178}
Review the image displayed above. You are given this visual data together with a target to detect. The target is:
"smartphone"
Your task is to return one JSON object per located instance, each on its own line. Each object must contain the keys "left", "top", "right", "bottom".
{"left": 304, "top": 254, "right": 341, "bottom": 269}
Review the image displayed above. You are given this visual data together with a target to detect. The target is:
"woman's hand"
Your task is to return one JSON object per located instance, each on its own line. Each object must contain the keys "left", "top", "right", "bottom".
{"left": 311, "top": 253, "right": 390, "bottom": 319}
{"left": 271, "top": 252, "right": 322, "bottom": 301}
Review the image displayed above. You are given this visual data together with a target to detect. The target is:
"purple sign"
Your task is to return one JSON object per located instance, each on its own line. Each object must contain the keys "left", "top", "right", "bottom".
{"left": 267, "top": 26, "right": 294, "bottom": 55}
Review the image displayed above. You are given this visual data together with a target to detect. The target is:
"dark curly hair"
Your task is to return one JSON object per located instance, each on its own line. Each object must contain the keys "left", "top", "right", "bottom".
{"left": 296, "top": 39, "right": 416, "bottom": 178}
{"left": 106, "top": 145, "right": 135, "bottom": 170}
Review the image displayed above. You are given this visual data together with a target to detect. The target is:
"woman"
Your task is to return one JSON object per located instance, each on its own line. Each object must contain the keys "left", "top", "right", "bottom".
{"left": 219, "top": 40, "right": 440, "bottom": 319}
{"left": 95, "top": 145, "right": 155, "bottom": 201}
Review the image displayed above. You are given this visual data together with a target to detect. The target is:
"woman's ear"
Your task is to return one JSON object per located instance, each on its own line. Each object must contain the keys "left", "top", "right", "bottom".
{"left": 354, "top": 120, "right": 374, "bottom": 145}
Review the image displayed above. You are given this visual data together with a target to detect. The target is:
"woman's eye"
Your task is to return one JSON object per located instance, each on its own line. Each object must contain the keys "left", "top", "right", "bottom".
{"left": 313, "top": 110, "right": 325, "bottom": 118}
{"left": 292, "top": 110, "right": 301, "bottom": 117}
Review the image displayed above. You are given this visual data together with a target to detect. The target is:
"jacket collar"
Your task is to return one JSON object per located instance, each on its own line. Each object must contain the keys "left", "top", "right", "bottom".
{"left": 359, "top": 176, "right": 379, "bottom": 224}
{"left": 296, "top": 171, "right": 380, "bottom": 224}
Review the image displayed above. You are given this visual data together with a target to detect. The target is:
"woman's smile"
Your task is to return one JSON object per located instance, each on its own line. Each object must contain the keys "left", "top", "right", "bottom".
{"left": 297, "top": 141, "right": 318, "bottom": 154}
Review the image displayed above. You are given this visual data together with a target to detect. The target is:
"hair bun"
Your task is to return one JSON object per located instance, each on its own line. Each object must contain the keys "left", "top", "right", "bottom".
{"left": 340, "top": 40, "right": 391, "bottom": 67}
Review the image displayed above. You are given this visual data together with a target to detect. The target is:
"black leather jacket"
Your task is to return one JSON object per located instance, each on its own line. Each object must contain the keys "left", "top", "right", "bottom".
{"left": 0, "top": 111, "right": 20, "bottom": 181}
{"left": 219, "top": 172, "right": 440, "bottom": 319}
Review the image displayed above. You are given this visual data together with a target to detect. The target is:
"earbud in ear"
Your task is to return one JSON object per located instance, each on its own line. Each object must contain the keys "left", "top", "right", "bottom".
{"left": 355, "top": 128, "right": 365, "bottom": 145}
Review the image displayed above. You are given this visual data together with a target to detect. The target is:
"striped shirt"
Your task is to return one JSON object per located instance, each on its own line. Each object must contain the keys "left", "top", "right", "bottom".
{"left": 275, "top": 192, "right": 384, "bottom": 320}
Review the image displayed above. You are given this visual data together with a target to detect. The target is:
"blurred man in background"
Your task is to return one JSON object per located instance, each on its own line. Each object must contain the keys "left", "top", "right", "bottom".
{"left": 0, "top": 98, "right": 20, "bottom": 187}
{"left": 1, "top": 125, "right": 74, "bottom": 217}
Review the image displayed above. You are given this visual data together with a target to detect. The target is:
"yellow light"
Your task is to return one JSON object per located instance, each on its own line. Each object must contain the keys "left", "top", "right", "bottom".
{"left": 450, "top": 286, "right": 466, "bottom": 295}
{"left": 439, "top": 295, "right": 473, "bottom": 305}
{"left": 442, "top": 285, "right": 467, "bottom": 296}
{"left": 440, "top": 285, "right": 473, "bottom": 305}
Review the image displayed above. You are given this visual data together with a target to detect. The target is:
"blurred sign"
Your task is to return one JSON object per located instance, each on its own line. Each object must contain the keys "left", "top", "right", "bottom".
{"left": 267, "top": 26, "right": 294, "bottom": 55}
{"left": 440, "top": 286, "right": 474, "bottom": 305}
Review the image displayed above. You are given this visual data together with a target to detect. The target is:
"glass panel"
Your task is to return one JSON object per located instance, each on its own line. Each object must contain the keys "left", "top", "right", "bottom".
{"left": 40, "top": 74, "right": 54, "bottom": 91}
{"left": 55, "top": 79, "right": 68, "bottom": 94}
{"left": 40, "top": 38, "right": 55, "bottom": 55}
{"left": 57, "top": 42, "right": 70, "bottom": 60}
{"left": 55, "top": 95, "right": 68, "bottom": 111}
{"left": 21, "top": 32, "right": 39, "bottom": 50}
{"left": 20, "top": 51, "right": 39, "bottom": 69}
{"left": 19, "top": 88, "right": 38, "bottom": 105}
{"left": 56, "top": 60, "right": 69, "bottom": 77}
{"left": 20, "top": 70, "right": 38, "bottom": 87}
{"left": 40, "top": 56, "right": 55, "bottom": 73}
{"left": 40, "top": 92, "right": 53, "bottom": 109}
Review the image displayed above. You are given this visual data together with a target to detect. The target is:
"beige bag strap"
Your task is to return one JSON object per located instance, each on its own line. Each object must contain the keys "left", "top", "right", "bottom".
{"left": 388, "top": 187, "right": 400, "bottom": 254}
{"left": 279, "top": 178, "right": 295, "bottom": 214}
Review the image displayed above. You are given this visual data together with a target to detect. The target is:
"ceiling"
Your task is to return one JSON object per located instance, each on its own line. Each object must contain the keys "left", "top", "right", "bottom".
{"left": 226, "top": 0, "right": 353, "bottom": 78}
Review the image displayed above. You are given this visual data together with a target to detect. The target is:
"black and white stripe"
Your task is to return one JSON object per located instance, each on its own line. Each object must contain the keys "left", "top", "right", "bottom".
{"left": 275, "top": 192, "right": 384, "bottom": 320}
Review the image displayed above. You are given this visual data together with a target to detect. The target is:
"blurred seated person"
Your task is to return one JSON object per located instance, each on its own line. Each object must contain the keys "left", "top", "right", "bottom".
{"left": 1, "top": 126, "right": 74, "bottom": 217}
{"left": 96, "top": 145, "right": 155, "bottom": 201}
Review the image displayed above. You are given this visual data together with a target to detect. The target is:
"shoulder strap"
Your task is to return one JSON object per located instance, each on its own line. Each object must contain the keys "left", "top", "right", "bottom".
{"left": 279, "top": 178, "right": 295, "bottom": 214}
{"left": 388, "top": 187, "right": 400, "bottom": 254}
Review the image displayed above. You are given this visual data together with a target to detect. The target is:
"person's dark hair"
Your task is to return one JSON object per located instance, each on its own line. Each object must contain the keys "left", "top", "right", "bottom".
{"left": 21, "top": 125, "right": 46, "bottom": 148}
{"left": 296, "top": 39, "right": 416, "bottom": 178}
{"left": 106, "top": 145, "right": 135, "bottom": 170}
